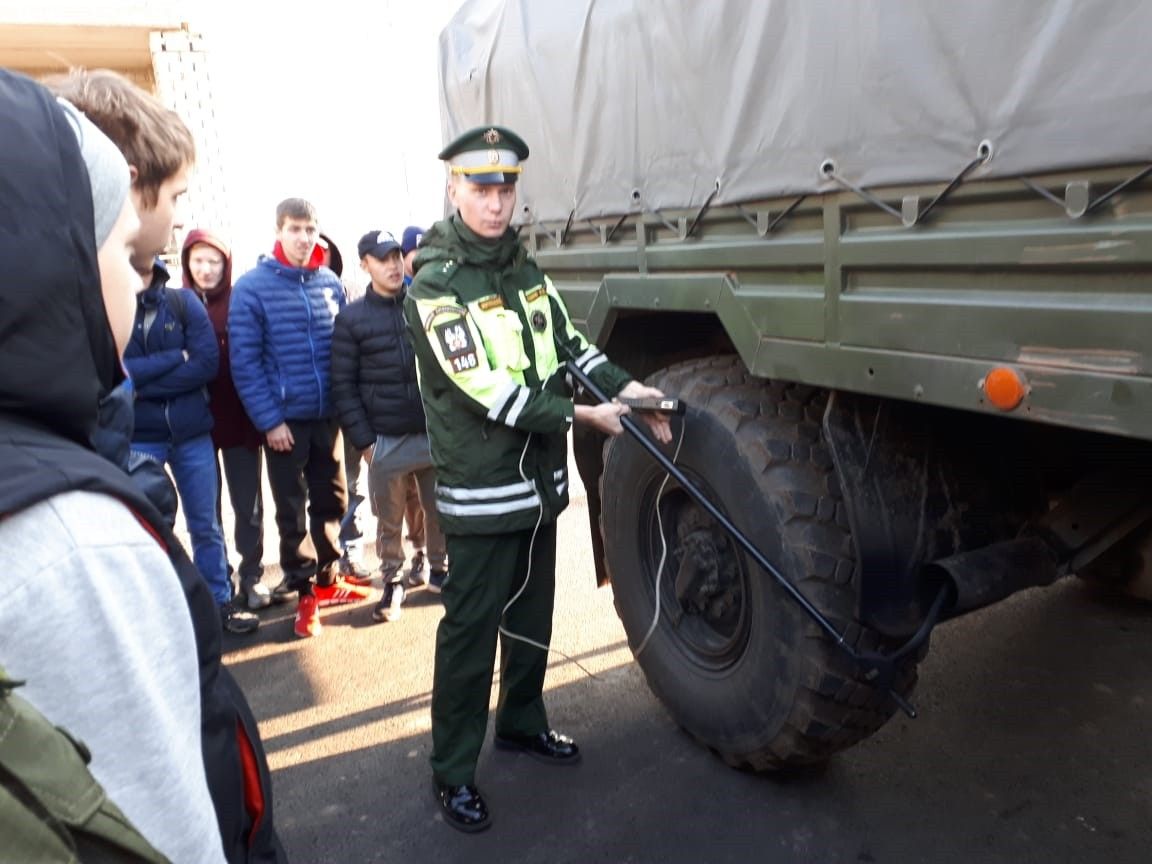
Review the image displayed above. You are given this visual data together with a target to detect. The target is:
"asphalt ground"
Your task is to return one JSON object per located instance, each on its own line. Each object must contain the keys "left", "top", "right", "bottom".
{"left": 196, "top": 454, "right": 1152, "bottom": 864}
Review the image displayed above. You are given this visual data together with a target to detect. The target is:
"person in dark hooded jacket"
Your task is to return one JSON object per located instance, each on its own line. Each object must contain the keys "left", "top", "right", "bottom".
{"left": 183, "top": 229, "right": 271, "bottom": 611}
{"left": 29, "top": 67, "right": 287, "bottom": 863}
{"left": 0, "top": 68, "right": 226, "bottom": 862}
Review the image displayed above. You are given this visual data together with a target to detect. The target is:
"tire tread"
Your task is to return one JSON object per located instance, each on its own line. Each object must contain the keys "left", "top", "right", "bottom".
{"left": 608, "top": 356, "right": 918, "bottom": 771}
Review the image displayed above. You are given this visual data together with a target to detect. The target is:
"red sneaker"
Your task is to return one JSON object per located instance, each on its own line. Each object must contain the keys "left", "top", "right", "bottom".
{"left": 294, "top": 594, "right": 321, "bottom": 639}
{"left": 314, "top": 576, "right": 373, "bottom": 608}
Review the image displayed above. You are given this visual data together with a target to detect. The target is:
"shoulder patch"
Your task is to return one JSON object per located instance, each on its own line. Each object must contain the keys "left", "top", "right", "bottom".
{"left": 421, "top": 304, "right": 468, "bottom": 331}
{"left": 478, "top": 295, "right": 504, "bottom": 312}
{"left": 525, "top": 285, "right": 548, "bottom": 303}
{"left": 434, "top": 319, "right": 479, "bottom": 374}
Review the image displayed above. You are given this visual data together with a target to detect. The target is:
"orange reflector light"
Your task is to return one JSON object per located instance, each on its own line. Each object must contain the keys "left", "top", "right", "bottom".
{"left": 982, "top": 367, "right": 1027, "bottom": 411}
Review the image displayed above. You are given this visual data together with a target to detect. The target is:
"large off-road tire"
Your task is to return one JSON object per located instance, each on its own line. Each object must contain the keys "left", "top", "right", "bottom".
{"left": 601, "top": 356, "right": 919, "bottom": 770}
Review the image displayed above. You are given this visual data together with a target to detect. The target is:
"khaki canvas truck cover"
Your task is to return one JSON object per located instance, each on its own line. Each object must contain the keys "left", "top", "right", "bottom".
{"left": 439, "top": 0, "right": 1152, "bottom": 224}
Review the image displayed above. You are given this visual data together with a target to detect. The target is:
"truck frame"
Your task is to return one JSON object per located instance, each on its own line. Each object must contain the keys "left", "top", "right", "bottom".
{"left": 439, "top": 0, "right": 1152, "bottom": 770}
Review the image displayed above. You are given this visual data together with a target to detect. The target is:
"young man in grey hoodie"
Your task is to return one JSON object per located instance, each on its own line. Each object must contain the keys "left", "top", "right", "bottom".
{"left": 0, "top": 70, "right": 226, "bottom": 863}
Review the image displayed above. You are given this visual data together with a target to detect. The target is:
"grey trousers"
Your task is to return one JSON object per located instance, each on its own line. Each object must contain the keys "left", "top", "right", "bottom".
{"left": 404, "top": 474, "right": 425, "bottom": 549}
{"left": 368, "top": 433, "right": 446, "bottom": 579}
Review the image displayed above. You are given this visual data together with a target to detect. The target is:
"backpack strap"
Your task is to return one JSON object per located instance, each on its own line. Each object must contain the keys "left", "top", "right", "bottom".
{"left": 0, "top": 665, "right": 170, "bottom": 863}
{"left": 141, "top": 289, "right": 187, "bottom": 342}
{"left": 164, "top": 286, "right": 189, "bottom": 330}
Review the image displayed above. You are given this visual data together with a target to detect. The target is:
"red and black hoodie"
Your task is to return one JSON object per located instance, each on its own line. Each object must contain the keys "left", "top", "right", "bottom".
{"left": 182, "top": 229, "right": 263, "bottom": 451}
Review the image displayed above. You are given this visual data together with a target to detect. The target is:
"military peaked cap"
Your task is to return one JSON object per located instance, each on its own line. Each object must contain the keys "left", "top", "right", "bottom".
{"left": 439, "top": 125, "right": 529, "bottom": 184}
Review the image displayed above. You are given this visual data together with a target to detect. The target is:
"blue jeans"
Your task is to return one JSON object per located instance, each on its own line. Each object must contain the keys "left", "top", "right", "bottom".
{"left": 133, "top": 434, "right": 231, "bottom": 606}
{"left": 341, "top": 434, "right": 364, "bottom": 557}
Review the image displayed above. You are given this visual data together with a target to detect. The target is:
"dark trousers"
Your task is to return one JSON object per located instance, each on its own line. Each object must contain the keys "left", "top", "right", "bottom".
{"left": 572, "top": 423, "right": 610, "bottom": 586}
{"left": 263, "top": 417, "right": 347, "bottom": 594}
{"left": 430, "top": 523, "right": 557, "bottom": 786}
{"left": 343, "top": 435, "right": 362, "bottom": 500}
{"left": 217, "top": 444, "right": 264, "bottom": 585}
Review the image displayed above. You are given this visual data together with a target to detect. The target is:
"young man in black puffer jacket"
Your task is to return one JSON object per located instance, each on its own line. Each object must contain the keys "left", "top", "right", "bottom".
{"left": 331, "top": 231, "right": 448, "bottom": 623}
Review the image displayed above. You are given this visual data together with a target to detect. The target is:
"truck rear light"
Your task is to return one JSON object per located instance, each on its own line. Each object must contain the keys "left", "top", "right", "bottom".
{"left": 981, "top": 367, "right": 1027, "bottom": 411}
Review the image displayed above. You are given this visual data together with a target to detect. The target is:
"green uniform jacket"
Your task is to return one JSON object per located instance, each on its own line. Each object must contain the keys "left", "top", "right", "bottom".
{"left": 404, "top": 216, "right": 631, "bottom": 535}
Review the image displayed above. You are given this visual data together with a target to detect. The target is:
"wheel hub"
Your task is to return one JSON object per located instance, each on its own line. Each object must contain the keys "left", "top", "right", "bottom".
{"left": 673, "top": 528, "right": 738, "bottom": 624}
{"left": 648, "top": 487, "right": 745, "bottom": 654}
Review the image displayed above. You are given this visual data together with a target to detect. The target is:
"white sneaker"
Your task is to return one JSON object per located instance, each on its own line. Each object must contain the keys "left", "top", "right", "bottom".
{"left": 243, "top": 582, "right": 272, "bottom": 610}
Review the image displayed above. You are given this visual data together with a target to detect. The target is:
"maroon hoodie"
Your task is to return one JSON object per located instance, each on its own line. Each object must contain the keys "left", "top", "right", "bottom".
{"left": 181, "top": 230, "right": 263, "bottom": 451}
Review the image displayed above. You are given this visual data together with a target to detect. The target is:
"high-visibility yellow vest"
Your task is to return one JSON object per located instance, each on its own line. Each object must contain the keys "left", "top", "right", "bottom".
{"left": 404, "top": 220, "right": 631, "bottom": 535}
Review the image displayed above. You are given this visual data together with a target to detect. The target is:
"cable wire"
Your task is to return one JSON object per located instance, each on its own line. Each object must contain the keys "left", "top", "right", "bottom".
{"left": 632, "top": 419, "right": 686, "bottom": 658}
{"left": 497, "top": 336, "right": 683, "bottom": 680}
{"left": 498, "top": 435, "right": 607, "bottom": 681}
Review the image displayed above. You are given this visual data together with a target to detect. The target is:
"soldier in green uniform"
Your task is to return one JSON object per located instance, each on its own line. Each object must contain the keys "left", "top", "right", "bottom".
{"left": 404, "top": 126, "right": 673, "bottom": 833}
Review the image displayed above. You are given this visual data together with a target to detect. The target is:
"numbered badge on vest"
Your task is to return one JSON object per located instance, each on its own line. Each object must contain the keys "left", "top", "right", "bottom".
{"left": 436, "top": 319, "right": 479, "bottom": 374}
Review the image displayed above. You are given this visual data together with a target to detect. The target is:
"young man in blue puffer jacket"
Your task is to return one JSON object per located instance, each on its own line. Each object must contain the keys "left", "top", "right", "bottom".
{"left": 124, "top": 260, "right": 259, "bottom": 635}
{"left": 228, "top": 198, "right": 372, "bottom": 638}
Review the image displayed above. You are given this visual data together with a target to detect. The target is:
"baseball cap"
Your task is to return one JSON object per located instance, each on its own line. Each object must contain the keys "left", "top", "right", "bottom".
{"left": 357, "top": 230, "right": 401, "bottom": 260}
{"left": 401, "top": 226, "right": 425, "bottom": 256}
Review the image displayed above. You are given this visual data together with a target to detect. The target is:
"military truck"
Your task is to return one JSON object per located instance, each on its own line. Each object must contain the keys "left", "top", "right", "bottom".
{"left": 438, "top": 0, "right": 1152, "bottom": 771}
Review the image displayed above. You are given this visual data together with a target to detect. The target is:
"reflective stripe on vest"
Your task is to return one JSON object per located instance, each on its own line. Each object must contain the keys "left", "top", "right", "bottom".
{"left": 437, "top": 479, "right": 541, "bottom": 517}
{"left": 436, "top": 469, "right": 568, "bottom": 517}
{"left": 573, "top": 345, "right": 608, "bottom": 376}
{"left": 486, "top": 382, "right": 532, "bottom": 426}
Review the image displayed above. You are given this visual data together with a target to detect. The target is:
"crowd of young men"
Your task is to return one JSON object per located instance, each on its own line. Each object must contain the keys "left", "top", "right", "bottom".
{"left": 0, "top": 59, "right": 681, "bottom": 855}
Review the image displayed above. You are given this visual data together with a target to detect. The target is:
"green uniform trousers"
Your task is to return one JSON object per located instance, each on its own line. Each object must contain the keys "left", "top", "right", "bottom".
{"left": 430, "top": 523, "right": 557, "bottom": 785}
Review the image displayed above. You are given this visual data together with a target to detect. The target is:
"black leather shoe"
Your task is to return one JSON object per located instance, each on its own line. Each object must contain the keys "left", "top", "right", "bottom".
{"left": 433, "top": 781, "right": 491, "bottom": 833}
{"left": 494, "top": 729, "right": 582, "bottom": 765}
